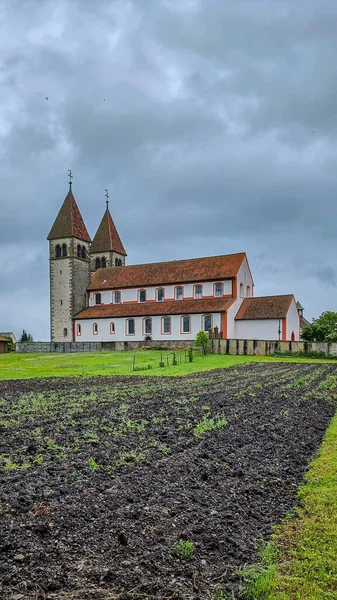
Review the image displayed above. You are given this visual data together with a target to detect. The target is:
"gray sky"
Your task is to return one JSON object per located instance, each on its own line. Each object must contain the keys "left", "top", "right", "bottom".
{"left": 1, "top": 0, "right": 337, "bottom": 341}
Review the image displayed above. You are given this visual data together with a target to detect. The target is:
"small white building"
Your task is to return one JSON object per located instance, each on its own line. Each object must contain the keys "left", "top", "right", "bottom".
{"left": 48, "top": 184, "right": 300, "bottom": 343}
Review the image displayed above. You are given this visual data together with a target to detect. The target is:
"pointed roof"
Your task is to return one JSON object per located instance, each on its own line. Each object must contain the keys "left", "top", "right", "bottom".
{"left": 47, "top": 189, "right": 91, "bottom": 242}
{"left": 90, "top": 208, "right": 127, "bottom": 256}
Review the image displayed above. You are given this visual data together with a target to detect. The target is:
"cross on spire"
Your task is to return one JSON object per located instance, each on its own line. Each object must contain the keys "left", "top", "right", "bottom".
{"left": 68, "top": 169, "right": 73, "bottom": 190}
{"left": 105, "top": 188, "right": 109, "bottom": 211}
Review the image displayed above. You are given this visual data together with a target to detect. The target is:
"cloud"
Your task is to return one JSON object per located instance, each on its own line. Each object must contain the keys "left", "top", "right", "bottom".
{"left": 1, "top": 0, "right": 337, "bottom": 339}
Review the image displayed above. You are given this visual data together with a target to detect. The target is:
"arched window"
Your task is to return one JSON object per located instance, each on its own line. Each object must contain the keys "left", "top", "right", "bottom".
{"left": 101, "top": 256, "right": 106, "bottom": 268}
{"left": 81, "top": 246, "right": 86, "bottom": 259}
{"left": 62, "top": 244, "right": 67, "bottom": 257}
{"left": 77, "top": 244, "right": 81, "bottom": 257}
{"left": 291, "top": 331, "right": 295, "bottom": 342}
{"left": 110, "top": 322, "right": 115, "bottom": 335}
{"left": 95, "top": 293, "right": 101, "bottom": 305}
{"left": 246, "top": 285, "right": 251, "bottom": 298}
{"left": 214, "top": 283, "right": 223, "bottom": 297}
{"left": 115, "top": 258, "right": 123, "bottom": 267}
{"left": 162, "top": 317, "right": 171, "bottom": 335}
{"left": 181, "top": 315, "right": 191, "bottom": 334}
{"left": 126, "top": 319, "right": 135, "bottom": 335}
{"left": 240, "top": 283, "right": 244, "bottom": 298}
{"left": 156, "top": 288, "right": 165, "bottom": 302}
{"left": 77, "top": 323, "right": 81, "bottom": 336}
{"left": 143, "top": 318, "right": 152, "bottom": 335}
{"left": 139, "top": 289, "right": 146, "bottom": 303}
{"left": 63, "top": 328, "right": 68, "bottom": 337}
{"left": 95, "top": 257, "right": 101, "bottom": 270}
{"left": 93, "top": 323, "right": 98, "bottom": 335}
{"left": 194, "top": 285, "right": 203, "bottom": 299}
{"left": 56, "top": 244, "right": 61, "bottom": 258}
{"left": 203, "top": 314, "right": 213, "bottom": 332}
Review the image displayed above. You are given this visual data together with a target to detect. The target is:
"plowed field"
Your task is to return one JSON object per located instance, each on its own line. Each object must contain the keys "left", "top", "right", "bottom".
{"left": 1, "top": 362, "right": 336, "bottom": 599}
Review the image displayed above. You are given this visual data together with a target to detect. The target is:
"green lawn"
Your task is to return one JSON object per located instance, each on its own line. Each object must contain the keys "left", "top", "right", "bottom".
{"left": 241, "top": 398, "right": 337, "bottom": 600}
{"left": 1, "top": 350, "right": 337, "bottom": 380}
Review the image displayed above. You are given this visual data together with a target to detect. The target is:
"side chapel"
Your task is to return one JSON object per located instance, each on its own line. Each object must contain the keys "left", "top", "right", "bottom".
{"left": 48, "top": 180, "right": 301, "bottom": 343}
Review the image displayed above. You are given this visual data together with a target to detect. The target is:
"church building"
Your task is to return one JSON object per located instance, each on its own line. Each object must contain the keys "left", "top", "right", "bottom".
{"left": 47, "top": 181, "right": 300, "bottom": 343}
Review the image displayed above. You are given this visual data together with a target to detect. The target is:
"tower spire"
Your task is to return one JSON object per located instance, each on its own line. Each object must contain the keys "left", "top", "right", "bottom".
{"left": 68, "top": 169, "right": 73, "bottom": 191}
{"left": 105, "top": 188, "right": 109, "bottom": 211}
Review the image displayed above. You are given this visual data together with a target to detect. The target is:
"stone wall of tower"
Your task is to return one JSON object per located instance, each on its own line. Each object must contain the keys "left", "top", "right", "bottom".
{"left": 49, "top": 238, "right": 90, "bottom": 342}
{"left": 90, "top": 251, "right": 126, "bottom": 274}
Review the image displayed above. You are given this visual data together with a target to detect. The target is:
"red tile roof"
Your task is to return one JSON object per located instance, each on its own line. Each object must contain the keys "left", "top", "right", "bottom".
{"left": 300, "top": 315, "right": 310, "bottom": 329}
{"left": 235, "top": 295, "right": 294, "bottom": 320}
{"left": 0, "top": 337, "right": 9, "bottom": 342}
{"left": 90, "top": 209, "right": 127, "bottom": 255}
{"left": 88, "top": 253, "right": 246, "bottom": 290}
{"left": 47, "top": 189, "right": 91, "bottom": 242}
{"left": 74, "top": 298, "right": 233, "bottom": 320}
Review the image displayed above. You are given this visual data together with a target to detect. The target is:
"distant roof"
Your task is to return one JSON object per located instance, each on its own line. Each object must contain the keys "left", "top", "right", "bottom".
{"left": 0, "top": 332, "right": 16, "bottom": 341}
{"left": 235, "top": 295, "right": 294, "bottom": 320}
{"left": 75, "top": 298, "right": 233, "bottom": 320}
{"left": 90, "top": 209, "right": 127, "bottom": 256}
{"left": 300, "top": 315, "right": 310, "bottom": 329}
{"left": 88, "top": 252, "right": 246, "bottom": 291}
{"left": 47, "top": 189, "right": 91, "bottom": 242}
{"left": 296, "top": 301, "right": 304, "bottom": 310}
{"left": 0, "top": 337, "right": 9, "bottom": 342}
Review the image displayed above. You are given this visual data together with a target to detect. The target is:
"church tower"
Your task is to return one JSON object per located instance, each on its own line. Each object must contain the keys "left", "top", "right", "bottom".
{"left": 47, "top": 175, "right": 91, "bottom": 342}
{"left": 90, "top": 189, "right": 127, "bottom": 274}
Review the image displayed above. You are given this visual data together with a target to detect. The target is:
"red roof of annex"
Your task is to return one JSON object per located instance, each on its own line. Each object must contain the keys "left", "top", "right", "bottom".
{"left": 235, "top": 295, "right": 294, "bottom": 320}
{"left": 88, "top": 252, "right": 247, "bottom": 290}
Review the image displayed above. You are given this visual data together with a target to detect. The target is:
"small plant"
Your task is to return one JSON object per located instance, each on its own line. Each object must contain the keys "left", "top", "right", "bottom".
{"left": 88, "top": 456, "right": 99, "bottom": 472}
{"left": 188, "top": 347, "right": 194, "bottom": 362}
{"left": 172, "top": 352, "right": 178, "bottom": 366}
{"left": 194, "top": 415, "right": 228, "bottom": 437}
{"left": 173, "top": 539, "right": 194, "bottom": 560}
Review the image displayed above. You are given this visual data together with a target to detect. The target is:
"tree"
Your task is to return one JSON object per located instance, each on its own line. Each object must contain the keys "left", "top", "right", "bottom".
{"left": 301, "top": 311, "right": 337, "bottom": 342}
{"left": 194, "top": 330, "right": 210, "bottom": 354}
{"left": 19, "top": 329, "right": 34, "bottom": 343}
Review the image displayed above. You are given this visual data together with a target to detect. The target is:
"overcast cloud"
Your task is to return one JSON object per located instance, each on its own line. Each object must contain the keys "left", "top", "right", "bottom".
{"left": 1, "top": 0, "right": 337, "bottom": 340}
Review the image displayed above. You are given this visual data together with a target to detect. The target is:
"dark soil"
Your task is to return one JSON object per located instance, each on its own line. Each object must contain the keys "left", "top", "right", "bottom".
{"left": 0, "top": 362, "right": 336, "bottom": 600}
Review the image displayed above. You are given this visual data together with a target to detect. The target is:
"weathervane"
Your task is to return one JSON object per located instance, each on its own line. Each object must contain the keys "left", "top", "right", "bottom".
{"left": 68, "top": 169, "right": 73, "bottom": 190}
{"left": 105, "top": 188, "right": 109, "bottom": 210}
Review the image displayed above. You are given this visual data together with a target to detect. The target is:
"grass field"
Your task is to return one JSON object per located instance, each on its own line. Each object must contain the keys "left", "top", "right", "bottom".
{"left": 1, "top": 349, "right": 337, "bottom": 380}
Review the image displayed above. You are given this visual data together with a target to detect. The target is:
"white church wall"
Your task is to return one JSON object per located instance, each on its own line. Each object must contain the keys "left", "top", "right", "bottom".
{"left": 226, "top": 298, "right": 243, "bottom": 338}
{"left": 234, "top": 319, "right": 282, "bottom": 340}
{"left": 286, "top": 298, "right": 300, "bottom": 341}
{"left": 88, "top": 279, "right": 233, "bottom": 306}
{"left": 75, "top": 312, "right": 221, "bottom": 342}
{"left": 237, "top": 256, "right": 254, "bottom": 299}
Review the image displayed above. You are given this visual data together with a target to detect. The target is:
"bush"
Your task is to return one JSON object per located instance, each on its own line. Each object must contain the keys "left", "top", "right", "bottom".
{"left": 195, "top": 330, "right": 210, "bottom": 354}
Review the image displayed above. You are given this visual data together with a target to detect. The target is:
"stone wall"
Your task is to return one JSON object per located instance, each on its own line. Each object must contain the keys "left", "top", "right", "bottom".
{"left": 16, "top": 340, "right": 193, "bottom": 353}
{"left": 16, "top": 338, "right": 337, "bottom": 356}
{"left": 210, "top": 338, "right": 337, "bottom": 356}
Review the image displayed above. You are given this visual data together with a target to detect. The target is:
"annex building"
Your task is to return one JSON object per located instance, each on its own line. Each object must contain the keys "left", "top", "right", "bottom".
{"left": 48, "top": 183, "right": 300, "bottom": 343}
